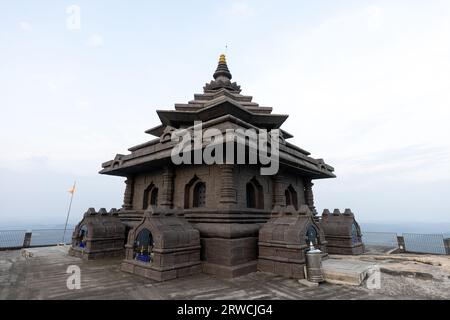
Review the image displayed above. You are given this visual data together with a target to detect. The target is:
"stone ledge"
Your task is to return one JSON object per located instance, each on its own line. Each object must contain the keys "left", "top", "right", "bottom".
{"left": 322, "top": 259, "right": 377, "bottom": 286}
{"left": 202, "top": 261, "right": 257, "bottom": 278}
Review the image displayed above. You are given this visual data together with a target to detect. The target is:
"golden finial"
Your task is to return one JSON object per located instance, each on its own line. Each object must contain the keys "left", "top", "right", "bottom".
{"left": 219, "top": 54, "right": 226, "bottom": 64}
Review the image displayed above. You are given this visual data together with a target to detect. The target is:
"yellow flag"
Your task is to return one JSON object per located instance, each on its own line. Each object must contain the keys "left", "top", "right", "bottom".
{"left": 68, "top": 182, "right": 76, "bottom": 194}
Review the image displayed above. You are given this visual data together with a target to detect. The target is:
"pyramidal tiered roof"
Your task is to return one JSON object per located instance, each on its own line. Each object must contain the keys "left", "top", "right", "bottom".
{"left": 146, "top": 54, "right": 289, "bottom": 137}
{"left": 100, "top": 55, "right": 335, "bottom": 179}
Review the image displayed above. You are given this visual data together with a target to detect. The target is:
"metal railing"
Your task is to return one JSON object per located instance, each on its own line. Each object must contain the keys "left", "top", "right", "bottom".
{"left": 403, "top": 233, "right": 447, "bottom": 255}
{"left": 362, "top": 231, "right": 449, "bottom": 255}
{"left": 362, "top": 232, "right": 398, "bottom": 248}
{"left": 30, "top": 229, "right": 73, "bottom": 247}
{"left": 0, "top": 229, "right": 73, "bottom": 250}
{"left": 0, "top": 230, "right": 28, "bottom": 249}
{"left": 1, "top": 228, "right": 448, "bottom": 255}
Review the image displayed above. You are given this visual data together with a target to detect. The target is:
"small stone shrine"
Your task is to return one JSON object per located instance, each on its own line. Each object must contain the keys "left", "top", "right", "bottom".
{"left": 69, "top": 208, "right": 126, "bottom": 259}
{"left": 120, "top": 207, "right": 201, "bottom": 281}
{"left": 258, "top": 205, "right": 327, "bottom": 279}
{"left": 320, "top": 209, "right": 364, "bottom": 255}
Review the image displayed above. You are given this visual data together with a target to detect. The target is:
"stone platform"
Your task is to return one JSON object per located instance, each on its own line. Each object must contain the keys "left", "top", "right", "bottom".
{"left": 0, "top": 246, "right": 389, "bottom": 300}
{"left": 1, "top": 246, "right": 448, "bottom": 300}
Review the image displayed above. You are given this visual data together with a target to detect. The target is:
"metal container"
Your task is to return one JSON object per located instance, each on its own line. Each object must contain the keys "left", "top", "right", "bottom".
{"left": 305, "top": 242, "right": 324, "bottom": 283}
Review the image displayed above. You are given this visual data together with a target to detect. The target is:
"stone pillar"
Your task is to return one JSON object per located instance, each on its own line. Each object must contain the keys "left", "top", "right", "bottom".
{"left": 160, "top": 166, "right": 175, "bottom": 208}
{"left": 304, "top": 179, "right": 317, "bottom": 214}
{"left": 272, "top": 174, "right": 285, "bottom": 207}
{"left": 397, "top": 236, "right": 406, "bottom": 252}
{"left": 219, "top": 165, "right": 237, "bottom": 206}
{"left": 122, "top": 176, "right": 135, "bottom": 210}
{"left": 23, "top": 232, "right": 32, "bottom": 248}
{"left": 444, "top": 238, "right": 450, "bottom": 255}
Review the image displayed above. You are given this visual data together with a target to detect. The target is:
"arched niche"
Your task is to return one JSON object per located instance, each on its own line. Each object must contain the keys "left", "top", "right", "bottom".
{"left": 76, "top": 225, "right": 88, "bottom": 248}
{"left": 285, "top": 185, "right": 298, "bottom": 210}
{"left": 193, "top": 182, "right": 206, "bottom": 208}
{"left": 305, "top": 224, "right": 319, "bottom": 246}
{"left": 246, "top": 177, "right": 264, "bottom": 209}
{"left": 143, "top": 183, "right": 158, "bottom": 210}
{"left": 133, "top": 228, "right": 154, "bottom": 263}
{"left": 184, "top": 175, "right": 206, "bottom": 209}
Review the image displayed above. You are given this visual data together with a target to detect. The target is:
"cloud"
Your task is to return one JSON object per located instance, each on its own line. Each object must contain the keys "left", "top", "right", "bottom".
{"left": 229, "top": 1, "right": 255, "bottom": 18}
{"left": 331, "top": 144, "right": 450, "bottom": 184}
{"left": 86, "top": 33, "right": 104, "bottom": 47}
{"left": 19, "top": 21, "right": 32, "bottom": 32}
{"left": 75, "top": 100, "right": 90, "bottom": 110}
{"left": 250, "top": 3, "right": 450, "bottom": 178}
{"left": 239, "top": 3, "right": 450, "bottom": 223}
{"left": 2, "top": 2, "right": 450, "bottom": 225}
{"left": 365, "top": 5, "right": 383, "bottom": 30}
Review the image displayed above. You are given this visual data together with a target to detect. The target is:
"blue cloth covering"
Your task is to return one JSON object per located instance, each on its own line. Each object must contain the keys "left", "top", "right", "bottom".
{"left": 137, "top": 254, "right": 151, "bottom": 263}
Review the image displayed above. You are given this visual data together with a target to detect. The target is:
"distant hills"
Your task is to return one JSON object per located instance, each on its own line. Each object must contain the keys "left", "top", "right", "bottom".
{"left": 1, "top": 221, "right": 449, "bottom": 237}
{"left": 360, "top": 222, "right": 450, "bottom": 237}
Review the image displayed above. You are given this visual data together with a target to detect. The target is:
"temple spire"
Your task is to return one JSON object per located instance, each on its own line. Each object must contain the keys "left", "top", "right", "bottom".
{"left": 204, "top": 54, "right": 241, "bottom": 93}
{"left": 213, "top": 54, "right": 232, "bottom": 81}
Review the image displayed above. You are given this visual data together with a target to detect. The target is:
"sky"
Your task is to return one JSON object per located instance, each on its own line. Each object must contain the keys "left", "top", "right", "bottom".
{"left": 0, "top": 0, "right": 449, "bottom": 228}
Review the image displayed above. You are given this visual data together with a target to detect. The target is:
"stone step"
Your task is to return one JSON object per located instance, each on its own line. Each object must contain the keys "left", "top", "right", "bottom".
{"left": 321, "top": 259, "right": 377, "bottom": 286}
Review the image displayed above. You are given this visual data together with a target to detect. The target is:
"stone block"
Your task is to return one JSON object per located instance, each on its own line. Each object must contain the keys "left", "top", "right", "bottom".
{"left": 322, "top": 259, "right": 376, "bottom": 286}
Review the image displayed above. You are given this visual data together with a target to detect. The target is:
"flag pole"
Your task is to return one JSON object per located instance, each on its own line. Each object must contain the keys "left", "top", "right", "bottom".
{"left": 62, "top": 181, "right": 76, "bottom": 244}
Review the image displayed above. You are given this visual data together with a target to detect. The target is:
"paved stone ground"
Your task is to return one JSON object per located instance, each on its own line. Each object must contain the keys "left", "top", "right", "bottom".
{"left": 0, "top": 246, "right": 393, "bottom": 300}
{"left": 330, "top": 250, "right": 450, "bottom": 300}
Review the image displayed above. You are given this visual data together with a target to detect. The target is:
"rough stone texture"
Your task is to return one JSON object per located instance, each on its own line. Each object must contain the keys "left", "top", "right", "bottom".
{"left": 329, "top": 248, "right": 450, "bottom": 299}
{"left": 320, "top": 209, "right": 365, "bottom": 255}
{"left": 1, "top": 246, "right": 397, "bottom": 300}
{"left": 298, "top": 279, "right": 319, "bottom": 288}
{"left": 258, "top": 205, "right": 327, "bottom": 279}
{"left": 121, "top": 208, "right": 201, "bottom": 281}
{"left": 322, "top": 259, "right": 376, "bottom": 286}
{"left": 68, "top": 208, "right": 126, "bottom": 260}
{"left": 4, "top": 246, "right": 449, "bottom": 300}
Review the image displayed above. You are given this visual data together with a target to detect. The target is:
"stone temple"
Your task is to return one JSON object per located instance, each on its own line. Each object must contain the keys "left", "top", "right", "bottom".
{"left": 69, "top": 55, "right": 364, "bottom": 280}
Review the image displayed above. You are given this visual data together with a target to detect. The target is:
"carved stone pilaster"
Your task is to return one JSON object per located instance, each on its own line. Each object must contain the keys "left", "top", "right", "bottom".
{"left": 272, "top": 174, "right": 285, "bottom": 207}
{"left": 122, "top": 176, "right": 135, "bottom": 210}
{"left": 160, "top": 166, "right": 175, "bottom": 208}
{"left": 219, "top": 165, "right": 237, "bottom": 205}
{"left": 304, "top": 179, "right": 317, "bottom": 215}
